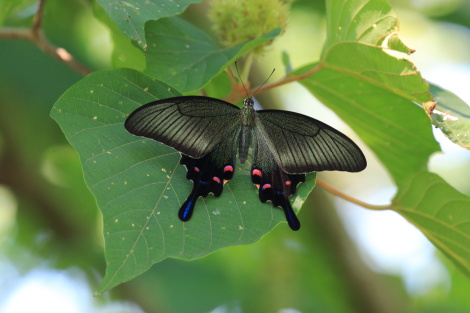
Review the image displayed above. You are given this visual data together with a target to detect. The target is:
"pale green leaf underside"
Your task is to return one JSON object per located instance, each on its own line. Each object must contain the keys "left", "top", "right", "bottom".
{"left": 51, "top": 68, "right": 316, "bottom": 293}
{"left": 96, "top": 0, "right": 202, "bottom": 49}
{"left": 144, "top": 16, "right": 281, "bottom": 93}
{"left": 298, "top": 42, "right": 438, "bottom": 184}
{"left": 303, "top": 0, "right": 439, "bottom": 184}
{"left": 429, "top": 83, "right": 470, "bottom": 149}
{"left": 393, "top": 172, "right": 470, "bottom": 276}
{"left": 386, "top": 33, "right": 414, "bottom": 54}
{"left": 325, "top": 0, "right": 400, "bottom": 52}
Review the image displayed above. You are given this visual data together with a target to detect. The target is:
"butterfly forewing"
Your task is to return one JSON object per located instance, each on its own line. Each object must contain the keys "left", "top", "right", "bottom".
{"left": 255, "top": 110, "right": 366, "bottom": 174}
{"left": 125, "top": 94, "right": 367, "bottom": 231}
{"left": 125, "top": 96, "right": 240, "bottom": 158}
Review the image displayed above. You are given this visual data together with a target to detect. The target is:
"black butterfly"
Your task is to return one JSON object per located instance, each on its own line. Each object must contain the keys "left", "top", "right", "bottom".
{"left": 125, "top": 96, "right": 366, "bottom": 230}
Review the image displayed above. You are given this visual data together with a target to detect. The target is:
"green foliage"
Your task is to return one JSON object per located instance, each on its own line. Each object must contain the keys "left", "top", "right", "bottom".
{"left": 429, "top": 83, "right": 470, "bottom": 149}
{"left": 144, "top": 16, "right": 281, "bottom": 93}
{"left": 208, "top": 0, "right": 290, "bottom": 51}
{"left": 51, "top": 68, "right": 316, "bottom": 293}
{"left": 48, "top": 0, "right": 470, "bottom": 294}
{"left": 0, "top": 0, "right": 36, "bottom": 27}
{"left": 95, "top": 0, "right": 203, "bottom": 50}
{"left": 392, "top": 172, "right": 470, "bottom": 277}
{"left": 324, "top": 0, "right": 406, "bottom": 51}
{"left": 297, "top": 42, "right": 438, "bottom": 184}
{"left": 3, "top": 0, "right": 470, "bottom": 307}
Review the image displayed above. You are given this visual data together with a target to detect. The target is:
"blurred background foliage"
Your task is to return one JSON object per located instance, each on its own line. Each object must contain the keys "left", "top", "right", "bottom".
{"left": 0, "top": 0, "right": 470, "bottom": 312}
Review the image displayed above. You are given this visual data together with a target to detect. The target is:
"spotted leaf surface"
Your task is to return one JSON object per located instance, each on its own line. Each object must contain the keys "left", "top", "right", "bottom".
{"left": 95, "top": 0, "right": 202, "bottom": 49}
{"left": 144, "top": 17, "right": 281, "bottom": 93}
{"left": 51, "top": 68, "right": 316, "bottom": 293}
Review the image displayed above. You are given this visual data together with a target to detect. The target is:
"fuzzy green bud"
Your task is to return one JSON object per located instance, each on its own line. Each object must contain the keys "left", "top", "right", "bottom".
{"left": 208, "top": 0, "right": 291, "bottom": 53}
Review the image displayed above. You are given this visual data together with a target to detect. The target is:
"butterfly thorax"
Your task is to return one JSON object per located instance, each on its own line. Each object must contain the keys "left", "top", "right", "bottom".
{"left": 240, "top": 98, "right": 255, "bottom": 126}
{"left": 238, "top": 98, "right": 256, "bottom": 163}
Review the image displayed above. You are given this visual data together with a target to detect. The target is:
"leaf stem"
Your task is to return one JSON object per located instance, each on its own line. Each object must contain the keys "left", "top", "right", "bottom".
{"left": 225, "top": 62, "right": 321, "bottom": 103}
{"left": 316, "top": 178, "right": 391, "bottom": 211}
{"left": 247, "top": 64, "right": 321, "bottom": 97}
{"left": 0, "top": 0, "right": 92, "bottom": 76}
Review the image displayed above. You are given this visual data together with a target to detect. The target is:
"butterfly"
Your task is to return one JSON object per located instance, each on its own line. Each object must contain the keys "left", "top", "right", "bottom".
{"left": 124, "top": 95, "right": 366, "bottom": 230}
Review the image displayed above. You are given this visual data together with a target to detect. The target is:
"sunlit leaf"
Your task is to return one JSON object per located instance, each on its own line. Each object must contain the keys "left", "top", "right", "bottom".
{"left": 202, "top": 70, "right": 232, "bottom": 100}
{"left": 297, "top": 42, "right": 438, "bottom": 184}
{"left": 428, "top": 83, "right": 470, "bottom": 149}
{"left": 324, "top": 0, "right": 399, "bottom": 52}
{"left": 95, "top": 0, "right": 202, "bottom": 50}
{"left": 93, "top": 1, "right": 146, "bottom": 71}
{"left": 386, "top": 33, "right": 415, "bottom": 54}
{"left": 144, "top": 16, "right": 281, "bottom": 93}
{"left": 295, "top": 0, "right": 440, "bottom": 185}
{"left": 393, "top": 172, "right": 470, "bottom": 277}
{"left": 51, "top": 68, "right": 316, "bottom": 293}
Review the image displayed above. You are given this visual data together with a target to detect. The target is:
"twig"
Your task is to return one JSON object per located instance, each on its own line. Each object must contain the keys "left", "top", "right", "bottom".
{"left": 225, "top": 63, "right": 320, "bottom": 103}
{"left": 316, "top": 178, "right": 391, "bottom": 211}
{"left": 32, "top": 0, "right": 47, "bottom": 37}
{"left": 0, "top": 0, "right": 92, "bottom": 76}
{"left": 246, "top": 65, "right": 320, "bottom": 97}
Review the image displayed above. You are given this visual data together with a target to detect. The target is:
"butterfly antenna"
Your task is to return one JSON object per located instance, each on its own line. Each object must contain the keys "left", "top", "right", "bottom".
{"left": 234, "top": 61, "right": 249, "bottom": 98}
{"left": 252, "top": 68, "right": 275, "bottom": 97}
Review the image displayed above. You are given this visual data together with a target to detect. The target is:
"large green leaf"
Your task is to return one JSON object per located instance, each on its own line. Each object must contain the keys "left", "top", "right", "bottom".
{"left": 392, "top": 172, "right": 470, "bottom": 277}
{"left": 297, "top": 0, "right": 439, "bottom": 184}
{"left": 298, "top": 43, "right": 438, "bottom": 184}
{"left": 324, "top": 0, "right": 407, "bottom": 52}
{"left": 312, "top": 0, "right": 470, "bottom": 277}
{"left": 428, "top": 83, "right": 470, "bottom": 149}
{"left": 51, "top": 68, "right": 316, "bottom": 293}
{"left": 93, "top": 1, "right": 146, "bottom": 71}
{"left": 144, "top": 16, "right": 281, "bottom": 93}
{"left": 95, "top": 0, "right": 202, "bottom": 49}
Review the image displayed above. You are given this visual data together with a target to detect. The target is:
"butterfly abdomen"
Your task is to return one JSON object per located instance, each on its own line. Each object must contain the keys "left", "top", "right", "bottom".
{"left": 238, "top": 125, "right": 253, "bottom": 164}
{"left": 238, "top": 105, "right": 256, "bottom": 164}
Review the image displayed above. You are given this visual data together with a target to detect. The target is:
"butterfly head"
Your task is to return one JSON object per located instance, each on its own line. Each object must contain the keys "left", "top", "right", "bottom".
{"left": 243, "top": 98, "right": 255, "bottom": 109}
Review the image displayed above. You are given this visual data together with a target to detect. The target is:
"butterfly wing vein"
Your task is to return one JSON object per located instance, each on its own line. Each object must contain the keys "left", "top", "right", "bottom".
{"left": 256, "top": 110, "right": 366, "bottom": 173}
{"left": 125, "top": 96, "right": 240, "bottom": 158}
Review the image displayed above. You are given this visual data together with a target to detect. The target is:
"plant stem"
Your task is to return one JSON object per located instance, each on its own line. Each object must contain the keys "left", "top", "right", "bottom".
{"left": 246, "top": 64, "right": 320, "bottom": 97}
{"left": 316, "top": 178, "right": 391, "bottom": 211}
{"left": 0, "top": 0, "right": 91, "bottom": 76}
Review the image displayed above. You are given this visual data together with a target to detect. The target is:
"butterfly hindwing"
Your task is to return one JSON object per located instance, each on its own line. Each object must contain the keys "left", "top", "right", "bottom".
{"left": 255, "top": 110, "right": 367, "bottom": 174}
{"left": 125, "top": 96, "right": 240, "bottom": 158}
{"left": 178, "top": 128, "right": 239, "bottom": 221}
{"left": 252, "top": 130, "right": 305, "bottom": 230}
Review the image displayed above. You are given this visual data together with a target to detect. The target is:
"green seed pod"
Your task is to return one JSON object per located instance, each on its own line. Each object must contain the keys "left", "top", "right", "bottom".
{"left": 208, "top": 0, "right": 291, "bottom": 53}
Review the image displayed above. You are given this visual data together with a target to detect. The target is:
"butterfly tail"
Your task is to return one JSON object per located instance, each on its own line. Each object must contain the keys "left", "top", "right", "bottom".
{"left": 251, "top": 166, "right": 305, "bottom": 231}
{"left": 179, "top": 189, "right": 198, "bottom": 221}
{"left": 282, "top": 201, "right": 301, "bottom": 231}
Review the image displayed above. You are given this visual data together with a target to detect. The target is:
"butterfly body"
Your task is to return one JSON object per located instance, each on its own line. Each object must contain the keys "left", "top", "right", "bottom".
{"left": 125, "top": 95, "right": 366, "bottom": 231}
{"left": 238, "top": 99, "right": 256, "bottom": 163}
